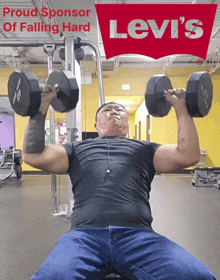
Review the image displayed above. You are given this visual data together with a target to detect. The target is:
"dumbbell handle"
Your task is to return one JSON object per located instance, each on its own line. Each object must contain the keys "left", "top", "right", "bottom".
{"left": 163, "top": 90, "right": 186, "bottom": 100}
{"left": 39, "top": 83, "right": 59, "bottom": 94}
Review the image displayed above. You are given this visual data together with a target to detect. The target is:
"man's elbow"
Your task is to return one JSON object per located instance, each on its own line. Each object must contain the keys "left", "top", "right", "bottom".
{"left": 22, "top": 153, "right": 30, "bottom": 165}
{"left": 22, "top": 152, "right": 42, "bottom": 169}
{"left": 189, "top": 157, "right": 200, "bottom": 167}
{"left": 183, "top": 154, "right": 200, "bottom": 168}
{"left": 190, "top": 150, "right": 201, "bottom": 166}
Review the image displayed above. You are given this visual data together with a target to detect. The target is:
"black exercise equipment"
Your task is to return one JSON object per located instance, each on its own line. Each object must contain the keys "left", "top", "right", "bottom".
{"left": 74, "top": 47, "right": 85, "bottom": 61}
{"left": 192, "top": 167, "right": 220, "bottom": 189}
{"left": 0, "top": 147, "right": 22, "bottom": 181}
{"left": 8, "top": 70, "right": 79, "bottom": 116}
{"left": 145, "top": 71, "right": 213, "bottom": 118}
{"left": 145, "top": 75, "right": 172, "bottom": 117}
{"left": 185, "top": 72, "right": 213, "bottom": 117}
{"left": 47, "top": 70, "right": 79, "bottom": 113}
{"left": 59, "top": 48, "right": 65, "bottom": 61}
{"left": 59, "top": 46, "right": 85, "bottom": 62}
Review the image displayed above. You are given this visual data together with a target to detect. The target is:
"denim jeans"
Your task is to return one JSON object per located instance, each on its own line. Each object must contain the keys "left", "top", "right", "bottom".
{"left": 31, "top": 226, "right": 216, "bottom": 280}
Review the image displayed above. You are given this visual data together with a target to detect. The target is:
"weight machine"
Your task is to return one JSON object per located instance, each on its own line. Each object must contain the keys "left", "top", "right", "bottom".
{"left": 192, "top": 167, "right": 220, "bottom": 189}
{"left": 0, "top": 36, "right": 105, "bottom": 215}
{"left": 0, "top": 146, "right": 22, "bottom": 181}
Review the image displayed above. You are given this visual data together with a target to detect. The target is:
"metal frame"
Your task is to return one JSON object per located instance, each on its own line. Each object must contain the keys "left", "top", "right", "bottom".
{"left": 0, "top": 36, "right": 105, "bottom": 215}
{"left": 0, "top": 38, "right": 105, "bottom": 104}
{"left": 43, "top": 43, "right": 58, "bottom": 214}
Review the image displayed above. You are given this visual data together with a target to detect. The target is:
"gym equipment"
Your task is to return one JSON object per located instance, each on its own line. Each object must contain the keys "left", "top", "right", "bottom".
{"left": 145, "top": 71, "right": 213, "bottom": 117}
{"left": 59, "top": 48, "right": 65, "bottom": 61}
{"left": 145, "top": 75, "right": 172, "bottom": 117}
{"left": 59, "top": 47, "right": 85, "bottom": 61}
{"left": 47, "top": 70, "right": 79, "bottom": 113}
{"left": 8, "top": 70, "right": 79, "bottom": 116}
{"left": 1, "top": 36, "right": 105, "bottom": 107}
{"left": 185, "top": 72, "right": 213, "bottom": 117}
{"left": 0, "top": 147, "right": 22, "bottom": 181}
{"left": 74, "top": 47, "right": 85, "bottom": 61}
{"left": 192, "top": 167, "right": 220, "bottom": 189}
{"left": 1, "top": 36, "right": 105, "bottom": 216}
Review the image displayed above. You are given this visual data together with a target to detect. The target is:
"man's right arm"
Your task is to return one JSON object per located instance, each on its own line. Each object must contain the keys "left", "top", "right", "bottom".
{"left": 23, "top": 144, "right": 69, "bottom": 174}
{"left": 22, "top": 85, "right": 69, "bottom": 174}
{"left": 153, "top": 88, "right": 200, "bottom": 173}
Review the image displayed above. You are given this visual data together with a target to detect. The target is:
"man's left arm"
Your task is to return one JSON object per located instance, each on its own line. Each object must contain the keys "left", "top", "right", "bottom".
{"left": 153, "top": 89, "right": 200, "bottom": 173}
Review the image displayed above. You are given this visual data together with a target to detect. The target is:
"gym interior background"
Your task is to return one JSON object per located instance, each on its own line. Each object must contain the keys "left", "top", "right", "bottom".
{"left": 0, "top": 0, "right": 220, "bottom": 280}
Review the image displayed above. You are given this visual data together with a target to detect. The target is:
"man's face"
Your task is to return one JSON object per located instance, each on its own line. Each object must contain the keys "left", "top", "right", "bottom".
{"left": 95, "top": 104, "right": 129, "bottom": 137}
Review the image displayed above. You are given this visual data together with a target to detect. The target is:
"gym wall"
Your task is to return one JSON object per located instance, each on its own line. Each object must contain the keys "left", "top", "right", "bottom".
{"left": 1, "top": 67, "right": 220, "bottom": 171}
{"left": 81, "top": 81, "right": 100, "bottom": 132}
{"left": 81, "top": 77, "right": 135, "bottom": 137}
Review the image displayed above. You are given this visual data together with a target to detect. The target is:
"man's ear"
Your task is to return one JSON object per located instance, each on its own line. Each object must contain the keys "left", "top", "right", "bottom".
{"left": 94, "top": 123, "right": 97, "bottom": 130}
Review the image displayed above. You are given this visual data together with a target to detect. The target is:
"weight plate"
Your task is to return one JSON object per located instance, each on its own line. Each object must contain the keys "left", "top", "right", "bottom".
{"left": 8, "top": 71, "right": 41, "bottom": 116}
{"left": 47, "top": 70, "right": 79, "bottom": 113}
{"left": 59, "top": 48, "right": 65, "bottom": 61}
{"left": 75, "top": 48, "right": 85, "bottom": 61}
{"left": 186, "top": 72, "right": 213, "bottom": 117}
{"left": 145, "top": 75, "right": 172, "bottom": 117}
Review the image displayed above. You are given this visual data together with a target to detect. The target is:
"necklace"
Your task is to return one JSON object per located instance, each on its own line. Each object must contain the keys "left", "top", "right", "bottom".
{"left": 99, "top": 136, "right": 126, "bottom": 174}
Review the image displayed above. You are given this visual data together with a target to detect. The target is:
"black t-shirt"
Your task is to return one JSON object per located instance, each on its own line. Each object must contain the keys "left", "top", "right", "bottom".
{"left": 63, "top": 136, "right": 161, "bottom": 230}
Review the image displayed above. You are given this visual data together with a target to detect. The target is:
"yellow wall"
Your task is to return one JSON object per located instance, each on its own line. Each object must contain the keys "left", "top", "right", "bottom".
{"left": 81, "top": 80, "right": 100, "bottom": 132}
{"left": 128, "top": 113, "right": 135, "bottom": 138}
{"left": 1, "top": 66, "right": 220, "bottom": 170}
{"left": 134, "top": 101, "right": 148, "bottom": 140}
{"left": 81, "top": 77, "right": 135, "bottom": 138}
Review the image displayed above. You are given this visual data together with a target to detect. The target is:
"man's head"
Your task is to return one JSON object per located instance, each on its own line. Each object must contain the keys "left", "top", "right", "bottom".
{"left": 95, "top": 102, "right": 129, "bottom": 137}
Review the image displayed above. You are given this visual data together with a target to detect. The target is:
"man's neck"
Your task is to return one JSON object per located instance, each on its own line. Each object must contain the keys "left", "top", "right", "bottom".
{"left": 99, "top": 135, "right": 126, "bottom": 139}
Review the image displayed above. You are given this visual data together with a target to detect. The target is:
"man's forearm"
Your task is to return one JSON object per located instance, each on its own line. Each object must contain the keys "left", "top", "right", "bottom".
{"left": 175, "top": 104, "right": 200, "bottom": 162}
{"left": 22, "top": 112, "right": 46, "bottom": 154}
{"left": 22, "top": 102, "right": 50, "bottom": 154}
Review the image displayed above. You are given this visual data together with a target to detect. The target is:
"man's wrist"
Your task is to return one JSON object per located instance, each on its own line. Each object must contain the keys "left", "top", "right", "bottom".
{"left": 39, "top": 102, "right": 50, "bottom": 116}
{"left": 174, "top": 102, "right": 190, "bottom": 118}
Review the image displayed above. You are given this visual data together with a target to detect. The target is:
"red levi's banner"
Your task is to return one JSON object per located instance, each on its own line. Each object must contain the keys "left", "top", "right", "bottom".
{"left": 95, "top": 4, "right": 217, "bottom": 60}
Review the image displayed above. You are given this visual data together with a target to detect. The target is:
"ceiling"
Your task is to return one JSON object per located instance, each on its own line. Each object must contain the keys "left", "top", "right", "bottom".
{"left": 0, "top": 0, "right": 220, "bottom": 114}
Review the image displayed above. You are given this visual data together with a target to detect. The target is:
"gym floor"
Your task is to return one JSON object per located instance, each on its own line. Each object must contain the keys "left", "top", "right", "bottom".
{"left": 0, "top": 174, "right": 220, "bottom": 280}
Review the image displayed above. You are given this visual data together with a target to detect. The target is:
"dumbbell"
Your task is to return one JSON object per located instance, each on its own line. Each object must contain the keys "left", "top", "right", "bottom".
{"left": 8, "top": 70, "right": 79, "bottom": 117}
{"left": 145, "top": 71, "right": 213, "bottom": 117}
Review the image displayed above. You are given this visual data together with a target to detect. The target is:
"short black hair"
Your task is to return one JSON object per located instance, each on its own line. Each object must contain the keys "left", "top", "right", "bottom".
{"left": 95, "top": 102, "right": 127, "bottom": 121}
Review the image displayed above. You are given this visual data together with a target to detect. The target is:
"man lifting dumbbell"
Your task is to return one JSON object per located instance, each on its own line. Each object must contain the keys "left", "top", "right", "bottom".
{"left": 8, "top": 70, "right": 79, "bottom": 117}
{"left": 18, "top": 70, "right": 216, "bottom": 279}
{"left": 145, "top": 71, "right": 213, "bottom": 118}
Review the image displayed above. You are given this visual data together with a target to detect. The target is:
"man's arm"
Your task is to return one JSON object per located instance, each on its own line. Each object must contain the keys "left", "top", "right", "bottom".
{"left": 22, "top": 86, "right": 69, "bottom": 174}
{"left": 153, "top": 88, "right": 200, "bottom": 173}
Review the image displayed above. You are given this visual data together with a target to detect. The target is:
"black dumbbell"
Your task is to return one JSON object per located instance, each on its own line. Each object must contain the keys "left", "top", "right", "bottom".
{"left": 8, "top": 70, "right": 79, "bottom": 117}
{"left": 145, "top": 71, "right": 213, "bottom": 117}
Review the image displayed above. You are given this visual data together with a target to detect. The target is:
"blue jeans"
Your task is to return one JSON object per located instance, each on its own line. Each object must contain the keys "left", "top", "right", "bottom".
{"left": 31, "top": 226, "right": 216, "bottom": 280}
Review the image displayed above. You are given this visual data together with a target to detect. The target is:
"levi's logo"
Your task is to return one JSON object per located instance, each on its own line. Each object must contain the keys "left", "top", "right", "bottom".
{"left": 95, "top": 4, "right": 217, "bottom": 60}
